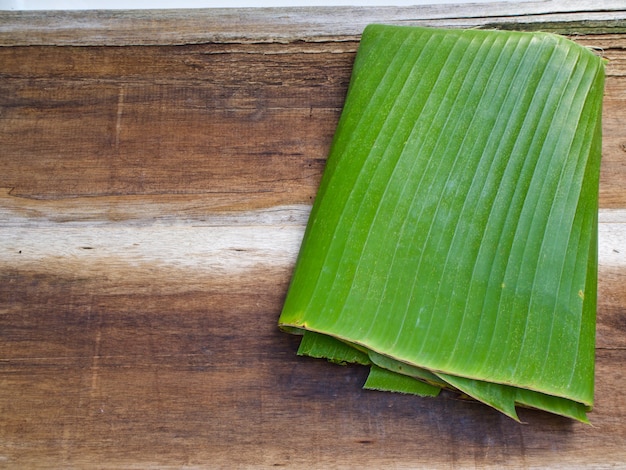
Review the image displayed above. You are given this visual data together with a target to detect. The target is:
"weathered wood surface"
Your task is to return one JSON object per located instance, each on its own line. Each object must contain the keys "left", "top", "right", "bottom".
{"left": 1, "top": 4, "right": 626, "bottom": 468}
{"left": 2, "top": 0, "right": 626, "bottom": 45}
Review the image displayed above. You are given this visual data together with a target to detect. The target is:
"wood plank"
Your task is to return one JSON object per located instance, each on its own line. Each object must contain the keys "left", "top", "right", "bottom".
{"left": 0, "top": 43, "right": 345, "bottom": 202}
{"left": 1, "top": 39, "right": 625, "bottom": 206}
{"left": 1, "top": 270, "right": 625, "bottom": 468}
{"left": 1, "top": 6, "right": 626, "bottom": 468}
{"left": 1, "top": 1, "right": 626, "bottom": 46}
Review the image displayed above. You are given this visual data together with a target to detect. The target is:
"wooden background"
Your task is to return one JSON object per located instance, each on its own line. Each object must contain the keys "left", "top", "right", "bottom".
{"left": 1, "top": 2, "right": 625, "bottom": 468}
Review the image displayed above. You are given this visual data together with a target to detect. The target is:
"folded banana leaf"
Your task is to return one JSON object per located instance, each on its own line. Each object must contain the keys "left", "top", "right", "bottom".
{"left": 279, "top": 24, "right": 605, "bottom": 422}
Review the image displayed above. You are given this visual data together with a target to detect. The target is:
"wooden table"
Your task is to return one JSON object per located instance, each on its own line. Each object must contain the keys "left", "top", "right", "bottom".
{"left": 1, "top": 3, "right": 625, "bottom": 467}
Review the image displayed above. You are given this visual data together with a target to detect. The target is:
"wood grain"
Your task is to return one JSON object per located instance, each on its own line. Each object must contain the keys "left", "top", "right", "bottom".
{"left": 1, "top": 0, "right": 626, "bottom": 46}
{"left": 1, "top": 5, "right": 626, "bottom": 468}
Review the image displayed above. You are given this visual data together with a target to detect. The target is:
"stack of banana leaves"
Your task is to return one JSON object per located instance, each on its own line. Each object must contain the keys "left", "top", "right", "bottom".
{"left": 278, "top": 24, "right": 605, "bottom": 423}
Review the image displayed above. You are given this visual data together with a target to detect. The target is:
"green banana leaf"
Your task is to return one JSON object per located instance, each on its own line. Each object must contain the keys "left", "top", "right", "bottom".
{"left": 279, "top": 24, "right": 605, "bottom": 422}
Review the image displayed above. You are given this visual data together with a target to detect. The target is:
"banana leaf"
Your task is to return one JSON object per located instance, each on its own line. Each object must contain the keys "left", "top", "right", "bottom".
{"left": 279, "top": 24, "right": 605, "bottom": 422}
